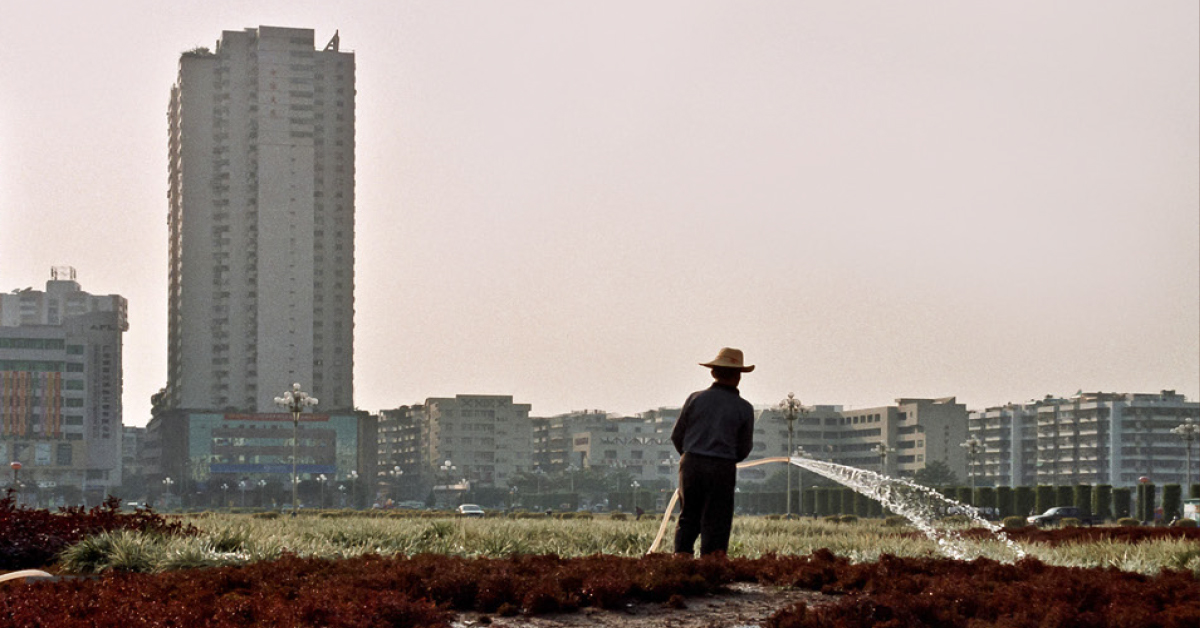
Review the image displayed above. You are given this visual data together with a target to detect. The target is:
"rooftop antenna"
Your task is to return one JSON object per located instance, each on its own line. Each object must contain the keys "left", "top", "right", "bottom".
{"left": 324, "top": 30, "right": 339, "bottom": 52}
{"left": 50, "top": 266, "right": 76, "bottom": 281}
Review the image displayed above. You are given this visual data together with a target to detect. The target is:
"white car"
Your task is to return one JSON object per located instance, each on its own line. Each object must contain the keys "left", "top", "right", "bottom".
{"left": 456, "top": 503, "right": 485, "bottom": 517}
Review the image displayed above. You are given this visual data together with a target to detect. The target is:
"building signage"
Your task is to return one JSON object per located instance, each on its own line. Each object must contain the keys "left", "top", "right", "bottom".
{"left": 224, "top": 413, "right": 330, "bottom": 422}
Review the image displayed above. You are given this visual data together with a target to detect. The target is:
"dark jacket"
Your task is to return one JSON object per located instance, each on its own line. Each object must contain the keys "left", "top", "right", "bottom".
{"left": 671, "top": 383, "right": 755, "bottom": 461}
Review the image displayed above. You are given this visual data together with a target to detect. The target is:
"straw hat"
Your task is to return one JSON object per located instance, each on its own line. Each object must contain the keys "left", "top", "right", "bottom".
{"left": 700, "top": 347, "right": 755, "bottom": 372}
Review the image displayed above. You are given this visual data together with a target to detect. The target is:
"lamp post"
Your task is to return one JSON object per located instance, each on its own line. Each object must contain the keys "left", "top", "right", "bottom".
{"left": 875, "top": 443, "right": 892, "bottom": 476}
{"left": 162, "top": 476, "right": 174, "bottom": 510}
{"left": 346, "top": 470, "right": 359, "bottom": 509}
{"left": 257, "top": 479, "right": 266, "bottom": 507}
{"left": 338, "top": 484, "right": 346, "bottom": 508}
{"left": 1172, "top": 418, "right": 1199, "bottom": 491}
{"left": 532, "top": 466, "right": 544, "bottom": 509}
{"left": 961, "top": 437, "right": 983, "bottom": 497}
{"left": 275, "top": 383, "right": 318, "bottom": 516}
{"left": 388, "top": 466, "right": 403, "bottom": 504}
{"left": 317, "top": 474, "right": 328, "bottom": 508}
{"left": 794, "top": 446, "right": 808, "bottom": 517}
{"left": 238, "top": 480, "right": 248, "bottom": 508}
{"left": 439, "top": 461, "right": 456, "bottom": 509}
{"left": 779, "top": 393, "right": 804, "bottom": 518}
{"left": 631, "top": 480, "right": 640, "bottom": 511}
{"left": 221, "top": 482, "right": 229, "bottom": 508}
{"left": 9, "top": 461, "right": 21, "bottom": 504}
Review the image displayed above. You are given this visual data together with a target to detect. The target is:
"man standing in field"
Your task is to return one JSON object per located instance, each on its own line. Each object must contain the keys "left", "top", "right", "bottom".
{"left": 671, "top": 347, "right": 756, "bottom": 556}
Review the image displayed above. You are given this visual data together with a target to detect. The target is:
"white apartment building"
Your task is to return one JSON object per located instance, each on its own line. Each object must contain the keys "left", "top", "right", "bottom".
{"left": 378, "top": 396, "right": 535, "bottom": 499}
{"left": 165, "top": 26, "right": 355, "bottom": 414}
{"left": 0, "top": 269, "right": 127, "bottom": 503}
{"left": 970, "top": 391, "right": 1200, "bottom": 488}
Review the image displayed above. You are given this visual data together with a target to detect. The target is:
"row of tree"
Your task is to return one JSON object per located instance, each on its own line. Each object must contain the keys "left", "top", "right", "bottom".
{"left": 736, "top": 481, "right": 1199, "bottom": 521}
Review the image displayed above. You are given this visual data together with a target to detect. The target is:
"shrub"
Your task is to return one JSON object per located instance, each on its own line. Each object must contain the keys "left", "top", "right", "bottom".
{"left": 1093, "top": 484, "right": 1113, "bottom": 520}
{"left": 822, "top": 515, "right": 841, "bottom": 524}
{"left": 0, "top": 494, "right": 196, "bottom": 570}
{"left": 1002, "top": 516, "right": 1027, "bottom": 529}
{"left": 253, "top": 511, "right": 280, "bottom": 520}
{"left": 1163, "top": 484, "right": 1182, "bottom": 521}
{"left": 1060, "top": 517, "right": 1082, "bottom": 527}
{"left": 1113, "top": 487, "right": 1132, "bottom": 518}
{"left": 1171, "top": 518, "right": 1198, "bottom": 528}
{"left": 837, "top": 515, "right": 858, "bottom": 524}
{"left": 883, "top": 516, "right": 907, "bottom": 527}
{"left": 610, "top": 512, "right": 628, "bottom": 521}
{"left": 1117, "top": 517, "right": 1140, "bottom": 527}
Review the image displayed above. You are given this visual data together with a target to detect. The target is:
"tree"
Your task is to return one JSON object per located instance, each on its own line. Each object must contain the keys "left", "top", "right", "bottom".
{"left": 911, "top": 461, "right": 960, "bottom": 488}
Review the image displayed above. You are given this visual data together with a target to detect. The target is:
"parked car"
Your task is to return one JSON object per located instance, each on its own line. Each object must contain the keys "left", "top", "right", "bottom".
{"left": 1026, "top": 506, "right": 1102, "bottom": 527}
{"left": 456, "top": 503, "right": 485, "bottom": 517}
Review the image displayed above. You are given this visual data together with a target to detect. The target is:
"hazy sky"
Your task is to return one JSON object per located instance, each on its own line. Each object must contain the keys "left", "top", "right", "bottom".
{"left": 2, "top": 2, "right": 1197, "bottom": 427}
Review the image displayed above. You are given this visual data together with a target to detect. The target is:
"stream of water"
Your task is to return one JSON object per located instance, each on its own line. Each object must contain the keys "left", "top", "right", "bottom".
{"left": 786, "top": 455, "right": 1026, "bottom": 561}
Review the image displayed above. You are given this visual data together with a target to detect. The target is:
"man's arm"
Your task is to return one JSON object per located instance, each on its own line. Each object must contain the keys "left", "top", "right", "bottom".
{"left": 735, "top": 406, "right": 754, "bottom": 461}
{"left": 671, "top": 398, "right": 693, "bottom": 454}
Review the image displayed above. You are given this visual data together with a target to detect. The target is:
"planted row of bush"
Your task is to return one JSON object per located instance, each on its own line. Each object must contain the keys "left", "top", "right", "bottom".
{"left": 763, "top": 551, "right": 1200, "bottom": 628}
{"left": 0, "top": 494, "right": 196, "bottom": 570}
{"left": 3, "top": 549, "right": 1197, "bottom": 627}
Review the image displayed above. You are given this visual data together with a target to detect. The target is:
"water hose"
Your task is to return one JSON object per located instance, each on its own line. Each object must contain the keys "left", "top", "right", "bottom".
{"left": 647, "top": 456, "right": 791, "bottom": 554}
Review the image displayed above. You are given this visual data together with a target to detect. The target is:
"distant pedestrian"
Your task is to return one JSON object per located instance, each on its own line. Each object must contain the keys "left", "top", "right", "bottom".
{"left": 671, "top": 347, "right": 755, "bottom": 556}
{"left": 635, "top": 506, "right": 645, "bottom": 520}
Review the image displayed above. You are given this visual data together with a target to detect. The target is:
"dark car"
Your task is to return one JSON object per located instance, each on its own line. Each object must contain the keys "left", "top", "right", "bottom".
{"left": 1026, "top": 506, "right": 1102, "bottom": 527}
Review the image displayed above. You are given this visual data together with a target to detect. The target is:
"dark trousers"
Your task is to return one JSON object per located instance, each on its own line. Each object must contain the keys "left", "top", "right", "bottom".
{"left": 673, "top": 452, "right": 738, "bottom": 556}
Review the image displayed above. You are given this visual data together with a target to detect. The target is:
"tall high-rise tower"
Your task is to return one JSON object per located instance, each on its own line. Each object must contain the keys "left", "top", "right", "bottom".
{"left": 166, "top": 26, "right": 354, "bottom": 414}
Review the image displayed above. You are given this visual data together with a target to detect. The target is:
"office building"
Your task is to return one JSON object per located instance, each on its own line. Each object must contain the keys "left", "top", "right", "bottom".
{"left": 0, "top": 267, "right": 127, "bottom": 504}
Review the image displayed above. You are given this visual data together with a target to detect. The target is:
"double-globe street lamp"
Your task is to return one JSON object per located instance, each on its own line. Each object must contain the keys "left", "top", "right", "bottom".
{"left": 793, "top": 446, "right": 808, "bottom": 517}
{"left": 162, "top": 476, "right": 174, "bottom": 509}
{"left": 961, "top": 437, "right": 983, "bottom": 498}
{"left": 274, "top": 383, "right": 318, "bottom": 515}
{"left": 778, "top": 393, "right": 805, "bottom": 518}
{"left": 875, "top": 443, "right": 893, "bottom": 476}
{"left": 1172, "top": 418, "right": 1199, "bottom": 491}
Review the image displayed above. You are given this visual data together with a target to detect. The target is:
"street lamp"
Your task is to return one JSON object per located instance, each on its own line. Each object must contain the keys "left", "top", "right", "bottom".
{"left": 238, "top": 480, "right": 248, "bottom": 508}
{"left": 388, "top": 466, "right": 403, "bottom": 503}
{"left": 317, "top": 474, "right": 328, "bottom": 508}
{"left": 338, "top": 484, "right": 347, "bottom": 507}
{"left": 778, "top": 393, "right": 804, "bottom": 518}
{"left": 221, "top": 482, "right": 229, "bottom": 507}
{"left": 257, "top": 479, "right": 266, "bottom": 507}
{"left": 275, "top": 383, "right": 318, "bottom": 516}
{"left": 961, "top": 437, "right": 983, "bottom": 497}
{"left": 1172, "top": 418, "right": 1199, "bottom": 491}
{"left": 566, "top": 464, "right": 577, "bottom": 494}
{"left": 346, "top": 470, "right": 359, "bottom": 509}
{"left": 162, "top": 476, "right": 174, "bottom": 509}
{"left": 631, "top": 480, "right": 640, "bottom": 511}
{"left": 532, "top": 466, "right": 544, "bottom": 508}
{"left": 439, "top": 460, "right": 456, "bottom": 509}
{"left": 794, "top": 446, "right": 808, "bottom": 517}
{"left": 875, "top": 443, "right": 892, "bottom": 475}
{"left": 9, "top": 461, "right": 21, "bottom": 503}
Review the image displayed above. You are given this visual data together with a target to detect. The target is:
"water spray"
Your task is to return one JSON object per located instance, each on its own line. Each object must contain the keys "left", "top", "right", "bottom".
{"left": 648, "top": 455, "right": 1026, "bottom": 561}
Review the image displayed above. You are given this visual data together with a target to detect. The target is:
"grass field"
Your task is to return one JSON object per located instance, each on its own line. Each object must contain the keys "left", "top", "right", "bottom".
{"left": 56, "top": 511, "right": 1200, "bottom": 576}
